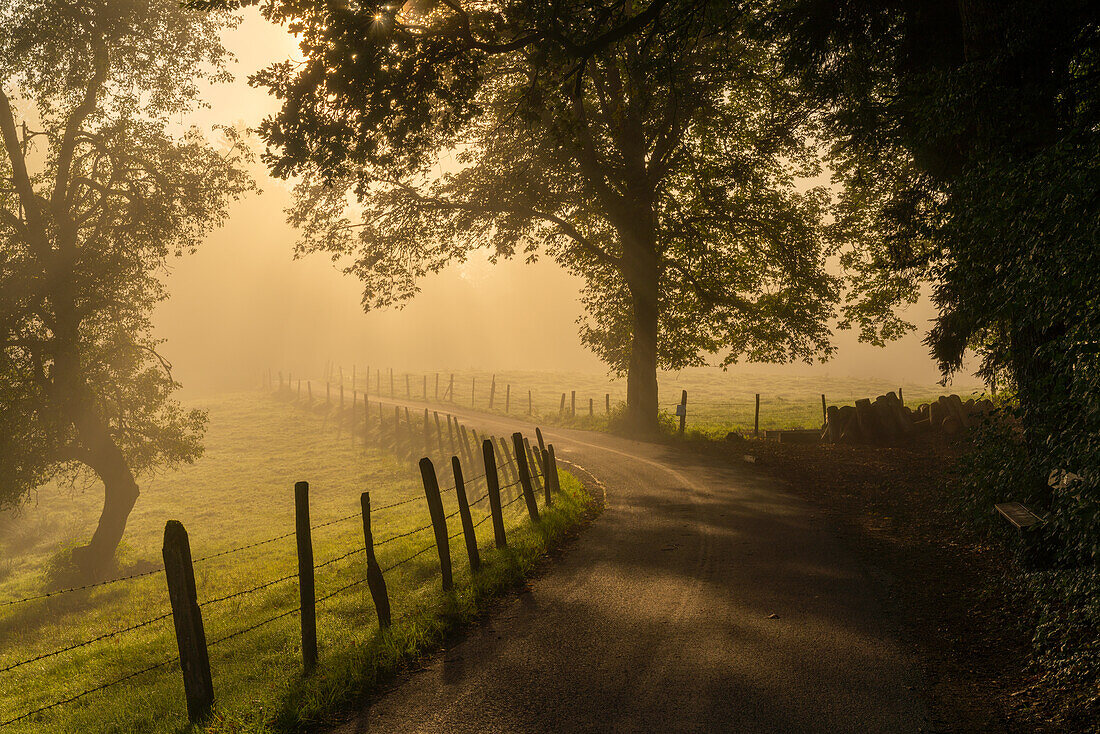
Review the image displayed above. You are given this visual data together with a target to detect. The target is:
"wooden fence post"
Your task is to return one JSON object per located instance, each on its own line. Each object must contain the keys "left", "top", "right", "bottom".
{"left": 528, "top": 390, "right": 533, "bottom": 415}
{"left": 588, "top": 397, "right": 594, "bottom": 417}
{"left": 448, "top": 373, "right": 454, "bottom": 402}
{"left": 496, "top": 436, "right": 517, "bottom": 484}
{"left": 606, "top": 393, "right": 610, "bottom": 414}
{"left": 364, "top": 398, "right": 370, "bottom": 446}
{"left": 418, "top": 458, "right": 453, "bottom": 592}
{"left": 559, "top": 393, "right": 566, "bottom": 416}
{"left": 754, "top": 393, "right": 760, "bottom": 437}
{"left": 389, "top": 367, "right": 394, "bottom": 397}
{"left": 471, "top": 377, "right": 476, "bottom": 407}
{"left": 423, "top": 408, "right": 431, "bottom": 455}
{"left": 294, "top": 481, "right": 318, "bottom": 674}
{"left": 524, "top": 437, "right": 543, "bottom": 498}
{"left": 377, "top": 370, "right": 381, "bottom": 397}
{"left": 482, "top": 440, "right": 507, "bottom": 549}
{"left": 539, "top": 442, "right": 554, "bottom": 506}
{"left": 898, "top": 387, "right": 904, "bottom": 406}
{"left": 351, "top": 365, "right": 356, "bottom": 392}
{"left": 505, "top": 384, "right": 510, "bottom": 413}
{"left": 535, "top": 426, "right": 546, "bottom": 455}
{"left": 162, "top": 520, "right": 214, "bottom": 724}
{"left": 679, "top": 390, "right": 688, "bottom": 436}
{"left": 459, "top": 424, "right": 474, "bottom": 467}
{"left": 435, "top": 373, "right": 440, "bottom": 401}
{"left": 307, "top": 381, "right": 312, "bottom": 403}
{"left": 451, "top": 457, "right": 480, "bottom": 572}
{"left": 359, "top": 492, "right": 391, "bottom": 628}
{"left": 434, "top": 411, "right": 444, "bottom": 452}
{"left": 512, "top": 432, "right": 540, "bottom": 522}
{"left": 821, "top": 394, "right": 827, "bottom": 425}
{"left": 447, "top": 415, "right": 457, "bottom": 456}
{"left": 547, "top": 444, "right": 561, "bottom": 497}
{"left": 571, "top": 390, "right": 576, "bottom": 417}
{"left": 489, "top": 376, "right": 496, "bottom": 409}
{"left": 406, "top": 373, "right": 411, "bottom": 399}
{"left": 394, "top": 406, "right": 402, "bottom": 453}
{"left": 423, "top": 374, "right": 427, "bottom": 400}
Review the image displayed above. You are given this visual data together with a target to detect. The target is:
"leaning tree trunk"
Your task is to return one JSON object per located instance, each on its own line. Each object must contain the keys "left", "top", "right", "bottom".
{"left": 69, "top": 396, "right": 140, "bottom": 578}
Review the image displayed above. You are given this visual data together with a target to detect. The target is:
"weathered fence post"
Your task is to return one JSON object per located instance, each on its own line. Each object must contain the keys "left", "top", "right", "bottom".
{"left": 451, "top": 457, "right": 480, "bottom": 572}
{"left": 423, "top": 408, "right": 431, "bottom": 454}
{"left": 505, "top": 384, "right": 510, "bottom": 413}
{"left": 482, "top": 440, "right": 507, "bottom": 548}
{"left": 524, "top": 437, "right": 543, "bottom": 498}
{"left": 496, "top": 436, "right": 517, "bottom": 484}
{"left": 606, "top": 393, "right": 610, "bottom": 414}
{"left": 435, "top": 373, "right": 440, "bottom": 401}
{"left": 394, "top": 406, "right": 402, "bottom": 452}
{"left": 898, "top": 387, "right": 904, "bottom": 406}
{"left": 359, "top": 492, "right": 391, "bottom": 628}
{"left": 471, "top": 377, "right": 476, "bottom": 407}
{"left": 419, "top": 458, "right": 453, "bottom": 592}
{"left": 754, "top": 394, "right": 760, "bottom": 437}
{"left": 679, "top": 390, "right": 688, "bottom": 436}
{"left": 351, "top": 365, "right": 356, "bottom": 392}
{"left": 389, "top": 367, "right": 394, "bottom": 397}
{"left": 547, "top": 444, "right": 561, "bottom": 498}
{"left": 434, "top": 411, "right": 444, "bottom": 452}
{"left": 294, "top": 481, "right": 318, "bottom": 674}
{"left": 162, "top": 520, "right": 214, "bottom": 724}
{"left": 571, "top": 390, "right": 576, "bottom": 417}
{"left": 589, "top": 397, "right": 594, "bottom": 417}
{"left": 447, "top": 415, "right": 457, "bottom": 455}
{"left": 559, "top": 393, "right": 566, "bottom": 416}
{"left": 512, "top": 432, "right": 540, "bottom": 522}
{"left": 406, "top": 373, "right": 411, "bottom": 399}
{"left": 376, "top": 370, "right": 381, "bottom": 396}
{"left": 489, "top": 376, "right": 496, "bottom": 409}
{"left": 423, "top": 374, "right": 427, "bottom": 400}
{"left": 459, "top": 424, "right": 475, "bottom": 468}
{"left": 307, "top": 381, "right": 312, "bottom": 403}
{"left": 535, "top": 426, "right": 546, "bottom": 455}
{"left": 528, "top": 389, "right": 533, "bottom": 415}
{"left": 447, "top": 373, "right": 455, "bottom": 402}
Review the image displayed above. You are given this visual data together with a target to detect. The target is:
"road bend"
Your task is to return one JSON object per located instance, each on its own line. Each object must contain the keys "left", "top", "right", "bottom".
{"left": 329, "top": 400, "right": 930, "bottom": 733}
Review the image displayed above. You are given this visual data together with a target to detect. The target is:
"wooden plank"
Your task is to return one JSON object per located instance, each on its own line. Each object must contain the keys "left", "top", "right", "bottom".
{"left": 995, "top": 502, "right": 1044, "bottom": 530}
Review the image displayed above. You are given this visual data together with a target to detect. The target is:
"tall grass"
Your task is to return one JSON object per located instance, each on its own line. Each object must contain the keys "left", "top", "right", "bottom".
{"left": 0, "top": 393, "right": 591, "bottom": 733}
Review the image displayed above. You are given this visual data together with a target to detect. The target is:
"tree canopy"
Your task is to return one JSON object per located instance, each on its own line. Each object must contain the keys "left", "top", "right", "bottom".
{"left": 206, "top": 0, "right": 852, "bottom": 431}
{"left": 0, "top": 0, "right": 253, "bottom": 575}
{"left": 760, "top": 0, "right": 1100, "bottom": 562}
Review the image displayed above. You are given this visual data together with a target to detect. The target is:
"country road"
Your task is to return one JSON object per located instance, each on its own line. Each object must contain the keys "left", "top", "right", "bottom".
{"left": 330, "top": 402, "right": 931, "bottom": 733}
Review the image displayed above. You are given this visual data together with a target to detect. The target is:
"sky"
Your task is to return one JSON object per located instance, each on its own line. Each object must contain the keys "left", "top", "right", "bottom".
{"left": 154, "top": 10, "right": 975, "bottom": 395}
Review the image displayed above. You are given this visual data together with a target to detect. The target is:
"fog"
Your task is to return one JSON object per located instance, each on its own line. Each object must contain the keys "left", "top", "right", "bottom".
{"left": 155, "top": 11, "right": 961, "bottom": 397}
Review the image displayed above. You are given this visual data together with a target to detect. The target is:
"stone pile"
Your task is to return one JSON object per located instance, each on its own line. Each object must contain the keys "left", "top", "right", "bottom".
{"left": 822, "top": 392, "right": 994, "bottom": 445}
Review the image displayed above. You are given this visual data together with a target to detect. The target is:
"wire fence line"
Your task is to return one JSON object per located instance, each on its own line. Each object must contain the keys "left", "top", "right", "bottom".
{"left": 0, "top": 417, "right": 562, "bottom": 732}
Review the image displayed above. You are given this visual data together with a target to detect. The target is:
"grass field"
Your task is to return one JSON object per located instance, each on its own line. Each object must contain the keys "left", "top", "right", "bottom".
{"left": 0, "top": 393, "right": 590, "bottom": 733}
{"left": 336, "top": 367, "right": 987, "bottom": 433}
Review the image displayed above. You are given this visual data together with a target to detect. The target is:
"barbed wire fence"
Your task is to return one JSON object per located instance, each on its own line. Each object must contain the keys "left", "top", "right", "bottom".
{"left": 0, "top": 402, "right": 560, "bottom": 730}
{"left": 270, "top": 366, "right": 939, "bottom": 439}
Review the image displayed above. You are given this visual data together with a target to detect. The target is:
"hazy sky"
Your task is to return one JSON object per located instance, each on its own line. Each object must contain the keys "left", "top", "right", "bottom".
{"left": 155, "top": 10, "right": 972, "bottom": 395}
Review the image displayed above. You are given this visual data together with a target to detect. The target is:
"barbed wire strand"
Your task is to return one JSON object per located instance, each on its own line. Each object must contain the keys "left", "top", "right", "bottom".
{"left": 0, "top": 611, "right": 174, "bottom": 675}
{"left": 0, "top": 654, "right": 179, "bottom": 728}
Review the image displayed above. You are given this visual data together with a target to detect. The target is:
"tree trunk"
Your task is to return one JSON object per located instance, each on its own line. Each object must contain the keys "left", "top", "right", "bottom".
{"left": 620, "top": 213, "right": 661, "bottom": 435}
{"left": 70, "top": 399, "right": 140, "bottom": 578}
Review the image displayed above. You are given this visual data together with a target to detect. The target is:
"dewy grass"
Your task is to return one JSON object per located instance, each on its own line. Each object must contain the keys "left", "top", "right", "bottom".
{"left": 360, "top": 367, "right": 985, "bottom": 433}
{"left": 0, "top": 393, "right": 593, "bottom": 734}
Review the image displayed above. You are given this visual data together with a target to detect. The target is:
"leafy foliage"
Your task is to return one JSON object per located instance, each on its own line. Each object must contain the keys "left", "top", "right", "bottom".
{"left": 207, "top": 0, "right": 850, "bottom": 428}
{"left": 0, "top": 1, "right": 253, "bottom": 524}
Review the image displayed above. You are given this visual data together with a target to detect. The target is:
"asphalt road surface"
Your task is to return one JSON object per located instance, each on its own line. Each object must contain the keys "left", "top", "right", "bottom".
{"left": 330, "top": 404, "right": 930, "bottom": 733}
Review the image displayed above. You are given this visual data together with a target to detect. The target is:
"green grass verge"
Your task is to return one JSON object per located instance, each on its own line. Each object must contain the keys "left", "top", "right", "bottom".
{"left": 0, "top": 393, "right": 593, "bottom": 734}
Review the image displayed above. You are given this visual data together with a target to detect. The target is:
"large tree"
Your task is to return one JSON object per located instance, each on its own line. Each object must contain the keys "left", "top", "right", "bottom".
{"left": 759, "top": 1, "right": 1100, "bottom": 558}
{"left": 0, "top": 0, "right": 253, "bottom": 576}
{"left": 212, "top": 0, "right": 842, "bottom": 432}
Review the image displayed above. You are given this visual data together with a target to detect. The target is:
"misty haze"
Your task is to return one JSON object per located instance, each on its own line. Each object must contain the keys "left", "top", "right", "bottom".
{"left": 1, "top": 2, "right": 1096, "bottom": 733}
